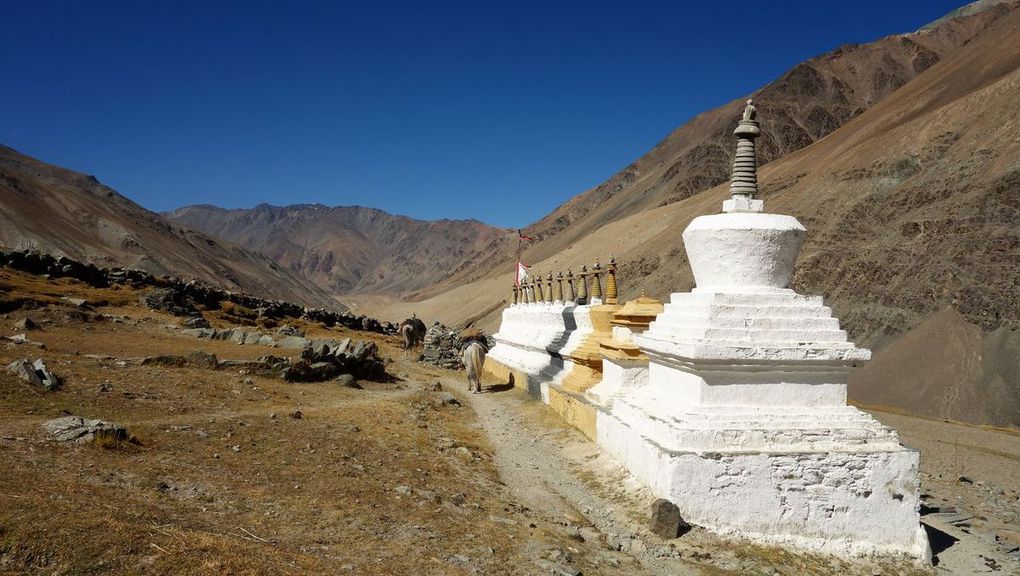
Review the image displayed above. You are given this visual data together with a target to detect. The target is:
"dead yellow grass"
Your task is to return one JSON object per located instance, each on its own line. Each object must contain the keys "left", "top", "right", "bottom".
{"left": 0, "top": 268, "right": 582, "bottom": 575}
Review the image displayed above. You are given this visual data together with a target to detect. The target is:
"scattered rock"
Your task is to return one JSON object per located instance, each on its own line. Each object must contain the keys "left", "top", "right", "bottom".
{"left": 6, "top": 358, "right": 61, "bottom": 390}
{"left": 61, "top": 297, "right": 93, "bottom": 310}
{"left": 336, "top": 374, "right": 361, "bottom": 389}
{"left": 277, "top": 335, "right": 310, "bottom": 349}
{"left": 958, "top": 475, "right": 974, "bottom": 484}
{"left": 43, "top": 415, "right": 129, "bottom": 443}
{"left": 14, "top": 317, "right": 38, "bottom": 331}
{"left": 180, "top": 327, "right": 214, "bottom": 339}
{"left": 395, "top": 485, "right": 412, "bottom": 496}
{"left": 290, "top": 410, "right": 303, "bottom": 419}
{"left": 183, "top": 315, "right": 210, "bottom": 329}
{"left": 432, "top": 391, "right": 461, "bottom": 407}
{"left": 140, "top": 355, "right": 188, "bottom": 367}
{"left": 648, "top": 498, "right": 691, "bottom": 539}
{"left": 997, "top": 530, "right": 1020, "bottom": 550}
{"left": 276, "top": 324, "right": 304, "bottom": 337}
{"left": 5, "top": 333, "right": 44, "bottom": 347}
{"left": 186, "top": 351, "right": 219, "bottom": 368}
{"left": 142, "top": 288, "right": 200, "bottom": 317}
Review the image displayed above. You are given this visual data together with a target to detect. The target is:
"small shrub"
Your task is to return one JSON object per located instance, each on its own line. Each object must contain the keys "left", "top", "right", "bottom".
{"left": 92, "top": 430, "right": 143, "bottom": 450}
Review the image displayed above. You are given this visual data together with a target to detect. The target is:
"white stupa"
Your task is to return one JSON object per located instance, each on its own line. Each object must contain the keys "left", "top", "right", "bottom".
{"left": 597, "top": 100, "right": 930, "bottom": 559}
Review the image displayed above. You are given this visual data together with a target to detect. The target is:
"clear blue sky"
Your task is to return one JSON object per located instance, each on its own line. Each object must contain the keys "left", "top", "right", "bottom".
{"left": 3, "top": 0, "right": 966, "bottom": 228}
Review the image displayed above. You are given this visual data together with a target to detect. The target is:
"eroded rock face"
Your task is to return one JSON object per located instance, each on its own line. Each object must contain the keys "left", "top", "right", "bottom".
{"left": 6, "top": 358, "right": 60, "bottom": 390}
{"left": 43, "top": 416, "right": 128, "bottom": 443}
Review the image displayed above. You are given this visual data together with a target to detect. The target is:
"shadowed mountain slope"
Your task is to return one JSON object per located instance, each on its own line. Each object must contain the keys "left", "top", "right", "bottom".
{"left": 165, "top": 203, "right": 507, "bottom": 298}
{"left": 0, "top": 146, "right": 341, "bottom": 309}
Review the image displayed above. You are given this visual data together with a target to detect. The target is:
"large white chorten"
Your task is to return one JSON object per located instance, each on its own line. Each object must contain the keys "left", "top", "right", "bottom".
{"left": 598, "top": 100, "right": 930, "bottom": 559}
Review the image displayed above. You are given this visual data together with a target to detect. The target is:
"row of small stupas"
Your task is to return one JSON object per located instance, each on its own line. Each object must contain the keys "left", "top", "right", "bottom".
{"left": 512, "top": 258, "right": 619, "bottom": 306}
{"left": 484, "top": 100, "right": 930, "bottom": 561}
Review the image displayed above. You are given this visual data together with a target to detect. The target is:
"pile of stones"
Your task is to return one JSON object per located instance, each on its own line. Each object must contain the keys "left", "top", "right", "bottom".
{"left": 136, "top": 337, "right": 388, "bottom": 384}
{"left": 419, "top": 323, "right": 489, "bottom": 370}
{"left": 282, "top": 338, "right": 387, "bottom": 383}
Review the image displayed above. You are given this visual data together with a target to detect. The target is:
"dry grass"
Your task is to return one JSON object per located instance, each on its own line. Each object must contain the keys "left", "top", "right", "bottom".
{"left": 0, "top": 269, "right": 554, "bottom": 575}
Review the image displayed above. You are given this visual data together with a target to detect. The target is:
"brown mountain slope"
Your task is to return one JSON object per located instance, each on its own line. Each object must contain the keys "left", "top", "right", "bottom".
{"left": 849, "top": 308, "right": 1020, "bottom": 427}
{"left": 0, "top": 146, "right": 341, "bottom": 309}
{"left": 164, "top": 204, "right": 507, "bottom": 298}
{"left": 435, "top": 2, "right": 1018, "bottom": 289}
{"left": 354, "top": 3, "right": 1020, "bottom": 427}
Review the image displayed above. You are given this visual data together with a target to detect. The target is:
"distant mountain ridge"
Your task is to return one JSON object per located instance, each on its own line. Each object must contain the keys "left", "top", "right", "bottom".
{"left": 0, "top": 145, "right": 342, "bottom": 309}
{"left": 165, "top": 203, "right": 507, "bottom": 298}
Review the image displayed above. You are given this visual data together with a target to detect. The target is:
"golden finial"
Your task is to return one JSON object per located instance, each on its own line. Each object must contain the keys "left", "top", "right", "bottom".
{"left": 605, "top": 254, "right": 618, "bottom": 305}
{"left": 576, "top": 264, "right": 588, "bottom": 304}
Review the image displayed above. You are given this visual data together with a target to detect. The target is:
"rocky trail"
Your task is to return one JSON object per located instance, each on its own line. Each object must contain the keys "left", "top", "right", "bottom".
{"left": 412, "top": 351, "right": 1020, "bottom": 576}
{"left": 418, "top": 359, "right": 934, "bottom": 576}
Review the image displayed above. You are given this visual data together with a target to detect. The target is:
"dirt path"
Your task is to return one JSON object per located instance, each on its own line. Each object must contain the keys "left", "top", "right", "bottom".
{"left": 439, "top": 372, "right": 703, "bottom": 575}
{"left": 431, "top": 363, "right": 1016, "bottom": 576}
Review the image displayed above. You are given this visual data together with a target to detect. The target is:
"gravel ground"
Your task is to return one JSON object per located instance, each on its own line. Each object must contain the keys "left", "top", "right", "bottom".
{"left": 448, "top": 371, "right": 934, "bottom": 576}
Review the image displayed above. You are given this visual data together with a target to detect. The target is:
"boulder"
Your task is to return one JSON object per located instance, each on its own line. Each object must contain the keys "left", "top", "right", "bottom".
{"left": 277, "top": 336, "right": 310, "bottom": 349}
{"left": 61, "top": 297, "right": 93, "bottom": 310}
{"left": 183, "top": 315, "right": 210, "bottom": 329}
{"left": 180, "top": 328, "right": 214, "bottom": 339}
{"left": 336, "top": 374, "right": 361, "bottom": 389}
{"left": 140, "top": 355, "right": 188, "bottom": 367}
{"left": 6, "top": 358, "right": 60, "bottom": 390}
{"left": 186, "top": 351, "right": 219, "bottom": 368}
{"left": 648, "top": 498, "right": 691, "bottom": 539}
{"left": 14, "top": 317, "right": 38, "bottom": 331}
{"left": 43, "top": 416, "right": 129, "bottom": 443}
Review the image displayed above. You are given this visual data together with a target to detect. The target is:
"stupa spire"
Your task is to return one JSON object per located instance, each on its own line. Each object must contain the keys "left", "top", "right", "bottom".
{"left": 724, "top": 99, "right": 764, "bottom": 213}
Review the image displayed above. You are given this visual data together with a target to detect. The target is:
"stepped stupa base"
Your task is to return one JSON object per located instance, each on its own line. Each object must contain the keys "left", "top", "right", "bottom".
{"left": 595, "top": 401, "right": 930, "bottom": 559}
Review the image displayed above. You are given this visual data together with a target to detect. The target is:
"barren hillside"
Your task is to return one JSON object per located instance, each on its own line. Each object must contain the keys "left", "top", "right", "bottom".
{"left": 355, "top": 3, "right": 1020, "bottom": 427}
{"left": 0, "top": 146, "right": 341, "bottom": 309}
{"left": 428, "top": 2, "right": 1018, "bottom": 291}
{"left": 165, "top": 204, "right": 507, "bottom": 299}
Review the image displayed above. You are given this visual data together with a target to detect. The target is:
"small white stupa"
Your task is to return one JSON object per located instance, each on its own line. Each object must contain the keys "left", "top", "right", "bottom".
{"left": 598, "top": 100, "right": 930, "bottom": 559}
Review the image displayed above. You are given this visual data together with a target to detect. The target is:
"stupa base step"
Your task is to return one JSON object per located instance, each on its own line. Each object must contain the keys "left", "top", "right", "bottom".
{"left": 547, "top": 385, "right": 597, "bottom": 441}
{"left": 595, "top": 408, "right": 931, "bottom": 560}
